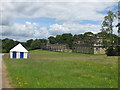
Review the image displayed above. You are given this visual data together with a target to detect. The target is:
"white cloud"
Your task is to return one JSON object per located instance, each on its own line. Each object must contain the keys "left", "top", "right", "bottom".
{"left": 1, "top": 2, "right": 117, "bottom": 24}
{"left": 1, "top": 0, "right": 119, "bottom": 2}
{"left": 49, "top": 23, "right": 101, "bottom": 36}
{"left": 1, "top": 22, "right": 49, "bottom": 41}
{"left": 0, "top": 1, "right": 119, "bottom": 41}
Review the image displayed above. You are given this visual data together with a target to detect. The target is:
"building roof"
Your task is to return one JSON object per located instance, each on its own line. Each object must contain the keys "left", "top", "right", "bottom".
{"left": 10, "top": 43, "right": 28, "bottom": 52}
{"left": 74, "top": 34, "right": 104, "bottom": 41}
{"left": 48, "top": 44, "right": 66, "bottom": 46}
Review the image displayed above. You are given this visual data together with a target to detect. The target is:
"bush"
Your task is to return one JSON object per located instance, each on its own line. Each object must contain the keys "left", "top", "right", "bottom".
{"left": 106, "top": 46, "right": 116, "bottom": 56}
{"left": 114, "top": 46, "right": 120, "bottom": 56}
{"left": 2, "top": 49, "right": 7, "bottom": 53}
{"left": 106, "top": 46, "right": 120, "bottom": 56}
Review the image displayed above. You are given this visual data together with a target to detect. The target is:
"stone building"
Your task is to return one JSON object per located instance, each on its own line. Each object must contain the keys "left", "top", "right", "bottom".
{"left": 46, "top": 44, "right": 68, "bottom": 52}
{"left": 41, "top": 40, "right": 68, "bottom": 52}
{"left": 72, "top": 34, "right": 106, "bottom": 54}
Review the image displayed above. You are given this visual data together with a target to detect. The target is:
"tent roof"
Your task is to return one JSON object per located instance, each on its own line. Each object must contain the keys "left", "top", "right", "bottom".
{"left": 10, "top": 43, "right": 28, "bottom": 52}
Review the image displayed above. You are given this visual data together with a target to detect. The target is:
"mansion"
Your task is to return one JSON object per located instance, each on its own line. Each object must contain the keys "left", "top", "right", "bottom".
{"left": 72, "top": 34, "right": 106, "bottom": 54}
{"left": 41, "top": 34, "right": 106, "bottom": 54}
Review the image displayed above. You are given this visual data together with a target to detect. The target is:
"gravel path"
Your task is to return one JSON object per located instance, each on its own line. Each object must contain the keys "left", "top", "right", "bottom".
{"left": 1, "top": 54, "right": 13, "bottom": 88}
{"left": 0, "top": 54, "right": 2, "bottom": 89}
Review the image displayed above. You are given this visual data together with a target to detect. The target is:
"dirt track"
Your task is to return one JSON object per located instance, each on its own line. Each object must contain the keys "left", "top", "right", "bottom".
{"left": 2, "top": 57, "right": 13, "bottom": 88}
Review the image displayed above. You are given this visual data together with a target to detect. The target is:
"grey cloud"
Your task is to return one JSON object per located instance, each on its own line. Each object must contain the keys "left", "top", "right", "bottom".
{"left": 1, "top": 2, "right": 117, "bottom": 23}
{"left": 0, "top": 1, "right": 118, "bottom": 41}
{"left": 1, "top": 22, "right": 49, "bottom": 41}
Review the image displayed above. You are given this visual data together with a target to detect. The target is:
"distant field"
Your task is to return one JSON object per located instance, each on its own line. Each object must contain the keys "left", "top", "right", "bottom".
{"left": 3, "top": 49, "right": 118, "bottom": 88}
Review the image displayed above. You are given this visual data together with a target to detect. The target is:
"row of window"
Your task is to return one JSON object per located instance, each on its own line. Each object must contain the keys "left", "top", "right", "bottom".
{"left": 73, "top": 47, "right": 100, "bottom": 51}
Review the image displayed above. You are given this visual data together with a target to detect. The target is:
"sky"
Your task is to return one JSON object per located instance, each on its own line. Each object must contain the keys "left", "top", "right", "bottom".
{"left": 0, "top": 0, "right": 119, "bottom": 42}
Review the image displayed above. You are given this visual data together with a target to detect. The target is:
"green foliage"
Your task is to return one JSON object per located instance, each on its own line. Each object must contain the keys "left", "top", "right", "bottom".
{"left": 2, "top": 30, "right": 119, "bottom": 55}
{"left": 48, "top": 36, "right": 56, "bottom": 44}
{"left": 48, "top": 33, "right": 73, "bottom": 49}
{"left": 84, "top": 32, "right": 94, "bottom": 36}
{"left": 2, "top": 38, "right": 47, "bottom": 52}
{"left": 78, "top": 34, "right": 84, "bottom": 38}
{"left": 106, "top": 46, "right": 120, "bottom": 56}
{"left": 100, "top": 11, "right": 119, "bottom": 56}
{"left": 2, "top": 49, "right": 7, "bottom": 53}
{"left": 102, "top": 40, "right": 110, "bottom": 48}
{"left": 101, "top": 10, "right": 117, "bottom": 46}
{"left": 2, "top": 38, "right": 19, "bottom": 53}
{"left": 61, "top": 33, "right": 73, "bottom": 49}
{"left": 98, "top": 31, "right": 108, "bottom": 37}
{"left": 116, "top": 23, "right": 120, "bottom": 33}
{"left": 106, "top": 46, "right": 116, "bottom": 56}
{"left": 73, "top": 34, "right": 83, "bottom": 39}
{"left": 26, "top": 39, "right": 33, "bottom": 47}
{"left": 22, "top": 39, "right": 33, "bottom": 50}
{"left": 30, "top": 39, "right": 41, "bottom": 50}
{"left": 56, "top": 35, "right": 62, "bottom": 44}
{"left": 115, "top": 46, "right": 120, "bottom": 56}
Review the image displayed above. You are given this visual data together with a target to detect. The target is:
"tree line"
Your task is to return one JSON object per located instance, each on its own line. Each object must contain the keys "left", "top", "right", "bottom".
{"left": 2, "top": 38, "right": 47, "bottom": 53}
{"left": 1, "top": 31, "right": 120, "bottom": 54}
{"left": 1, "top": 32, "right": 87, "bottom": 53}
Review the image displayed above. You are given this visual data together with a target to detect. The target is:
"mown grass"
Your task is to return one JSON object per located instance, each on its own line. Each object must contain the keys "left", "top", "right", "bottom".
{"left": 3, "top": 49, "right": 118, "bottom": 88}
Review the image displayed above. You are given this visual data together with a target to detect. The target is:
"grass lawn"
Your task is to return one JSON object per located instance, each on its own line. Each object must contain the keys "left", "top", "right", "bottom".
{"left": 3, "top": 49, "right": 118, "bottom": 88}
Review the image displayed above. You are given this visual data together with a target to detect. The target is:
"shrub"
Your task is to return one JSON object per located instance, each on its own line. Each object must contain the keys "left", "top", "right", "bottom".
{"left": 106, "top": 46, "right": 116, "bottom": 56}
{"left": 106, "top": 46, "right": 120, "bottom": 56}
{"left": 114, "top": 46, "right": 120, "bottom": 56}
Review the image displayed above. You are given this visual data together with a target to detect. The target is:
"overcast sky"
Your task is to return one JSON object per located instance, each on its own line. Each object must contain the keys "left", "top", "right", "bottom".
{"left": 0, "top": 0, "right": 119, "bottom": 41}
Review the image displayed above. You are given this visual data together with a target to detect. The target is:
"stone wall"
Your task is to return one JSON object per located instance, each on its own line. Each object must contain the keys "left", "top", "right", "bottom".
{"left": 46, "top": 44, "right": 68, "bottom": 52}
{"left": 72, "top": 35, "right": 106, "bottom": 54}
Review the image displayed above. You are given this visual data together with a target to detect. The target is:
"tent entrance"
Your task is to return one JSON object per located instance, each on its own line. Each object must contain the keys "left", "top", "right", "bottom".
{"left": 20, "top": 52, "right": 24, "bottom": 58}
{"left": 13, "top": 52, "right": 16, "bottom": 58}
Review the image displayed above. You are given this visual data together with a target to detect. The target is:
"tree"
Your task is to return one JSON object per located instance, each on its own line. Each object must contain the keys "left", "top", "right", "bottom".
{"left": 73, "top": 34, "right": 83, "bottom": 39}
{"left": 30, "top": 39, "right": 41, "bottom": 50}
{"left": 48, "top": 36, "right": 56, "bottom": 44}
{"left": 56, "top": 35, "right": 62, "bottom": 44}
{"left": 78, "top": 34, "right": 84, "bottom": 38}
{"left": 2, "top": 38, "right": 19, "bottom": 53}
{"left": 0, "top": 39, "right": 2, "bottom": 53}
{"left": 61, "top": 33, "right": 73, "bottom": 49}
{"left": 84, "top": 32, "right": 94, "bottom": 36}
{"left": 106, "top": 46, "right": 116, "bottom": 56}
{"left": 101, "top": 11, "right": 119, "bottom": 56}
{"left": 116, "top": 23, "right": 120, "bottom": 45}
{"left": 26, "top": 39, "right": 33, "bottom": 46}
{"left": 98, "top": 31, "right": 108, "bottom": 37}
{"left": 101, "top": 11, "right": 116, "bottom": 46}
{"left": 24, "top": 39, "right": 33, "bottom": 50}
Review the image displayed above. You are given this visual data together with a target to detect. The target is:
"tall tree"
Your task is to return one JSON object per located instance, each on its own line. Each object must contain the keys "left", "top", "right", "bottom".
{"left": 84, "top": 32, "right": 94, "bottom": 36}
{"left": 61, "top": 33, "right": 73, "bottom": 49}
{"left": 30, "top": 39, "right": 41, "bottom": 50}
{"left": 73, "top": 34, "right": 83, "bottom": 39}
{"left": 101, "top": 11, "right": 116, "bottom": 46}
{"left": 56, "top": 35, "right": 62, "bottom": 44}
{"left": 2, "top": 38, "right": 19, "bottom": 53}
{"left": 48, "top": 36, "right": 56, "bottom": 44}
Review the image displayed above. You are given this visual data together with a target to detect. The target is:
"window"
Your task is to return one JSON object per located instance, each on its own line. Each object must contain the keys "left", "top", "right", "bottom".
{"left": 96, "top": 48, "right": 99, "bottom": 50}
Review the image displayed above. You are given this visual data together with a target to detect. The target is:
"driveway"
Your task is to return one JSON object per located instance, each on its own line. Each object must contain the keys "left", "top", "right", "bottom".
{"left": 0, "top": 54, "right": 3, "bottom": 89}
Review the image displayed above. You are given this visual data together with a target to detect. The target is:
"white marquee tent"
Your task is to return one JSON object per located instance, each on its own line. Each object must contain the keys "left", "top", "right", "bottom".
{"left": 10, "top": 43, "right": 29, "bottom": 59}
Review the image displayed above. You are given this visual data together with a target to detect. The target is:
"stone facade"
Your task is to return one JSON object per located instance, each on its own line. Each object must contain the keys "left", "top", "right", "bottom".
{"left": 46, "top": 44, "right": 68, "bottom": 52}
{"left": 41, "top": 40, "right": 68, "bottom": 52}
{"left": 72, "top": 34, "right": 106, "bottom": 54}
